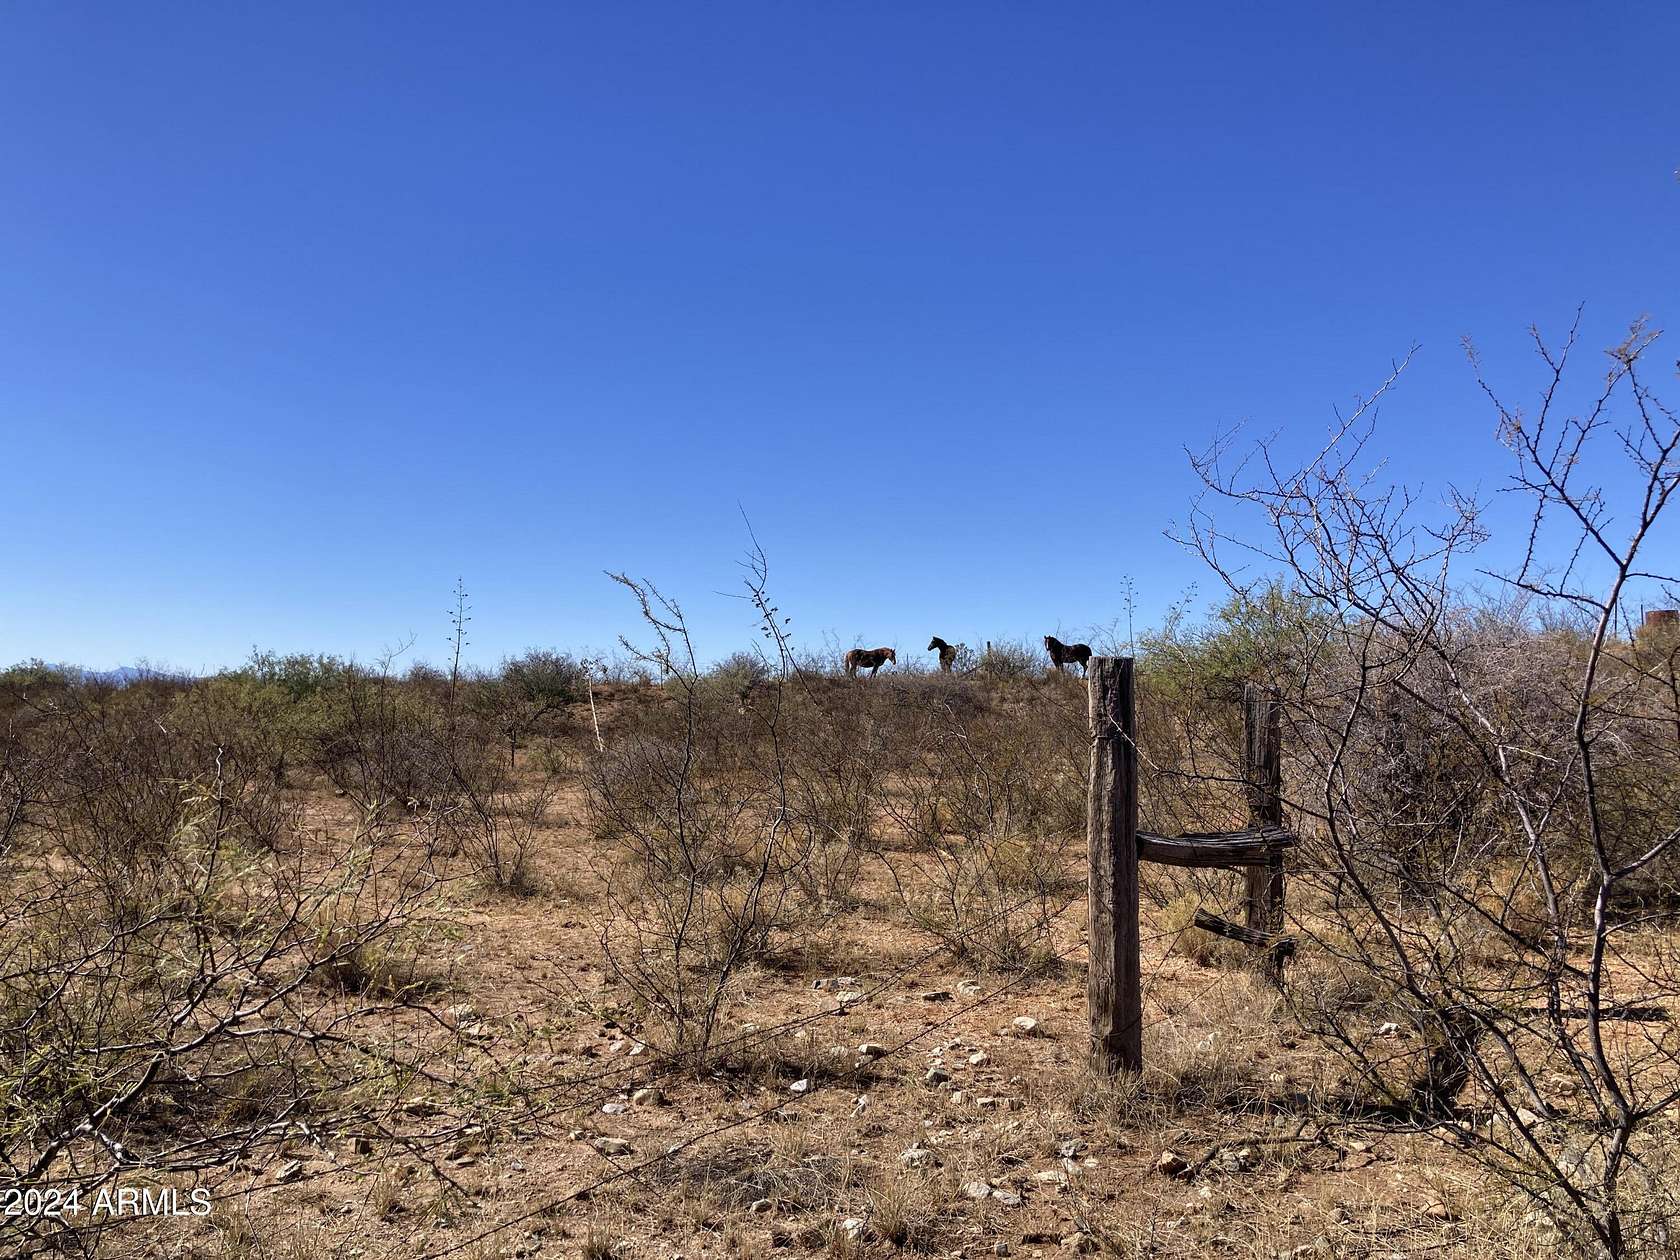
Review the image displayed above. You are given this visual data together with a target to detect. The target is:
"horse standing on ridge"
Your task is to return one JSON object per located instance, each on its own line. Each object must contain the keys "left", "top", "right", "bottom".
{"left": 1043, "top": 635, "right": 1092, "bottom": 675}
{"left": 927, "top": 637, "right": 961, "bottom": 672}
{"left": 843, "top": 647, "right": 896, "bottom": 678}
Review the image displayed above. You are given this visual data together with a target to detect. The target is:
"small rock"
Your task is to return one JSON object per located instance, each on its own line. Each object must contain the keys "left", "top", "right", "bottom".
{"left": 274, "top": 1159, "right": 303, "bottom": 1184}
{"left": 958, "top": 980, "right": 983, "bottom": 996}
{"left": 926, "top": 1067, "right": 952, "bottom": 1085}
{"left": 1515, "top": 1107, "right": 1545, "bottom": 1127}
{"left": 950, "top": 1090, "right": 968, "bottom": 1105}
{"left": 1035, "top": 1169, "right": 1069, "bottom": 1185}
{"left": 601, "top": 1102, "right": 628, "bottom": 1114}
{"left": 593, "top": 1137, "right": 633, "bottom": 1157}
{"left": 1011, "top": 1017, "right": 1040, "bottom": 1036}
{"left": 836, "top": 990, "right": 865, "bottom": 1006}
{"left": 750, "top": 1198, "right": 773, "bottom": 1214}
{"left": 994, "top": 1245, "right": 1011, "bottom": 1258}
{"left": 839, "top": 1217, "right": 867, "bottom": 1241}
{"left": 789, "top": 1078, "right": 812, "bottom": 1095}
{"left": 902, "top": 1145, "right": 937, "bottom": 1168}
{"left": 1217, "top": 1145, "right": 1255, "bottom": 1173}
{"left": 969, "top": 1051, "right": 991, "bottom": 1067}
{"left": 963, "top": 1180, "right": 993, "bottom": 1199}
{"left": 1055, "top": 1139, "right": 1087, "bottom": 1158}
{"left": 631, "top": 1086, "right": 663, "bottom": 1106}
{"left": 991, "top": 1188, "right": 1022, "bottom": 1206}
{"left": 858, "top": 1042, "right": 888, "bottom": 1058}
{"left": 1376, "top": 1021, "right": 1401, "bottom": 1037}
{"left": 1156, "top": 1150, "right": 1191, "bottom": 1178}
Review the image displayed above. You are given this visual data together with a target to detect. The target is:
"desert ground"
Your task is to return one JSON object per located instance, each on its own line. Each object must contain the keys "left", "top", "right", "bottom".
{"left": 9, "top": 628, "right": 1675, "bottom": 1260}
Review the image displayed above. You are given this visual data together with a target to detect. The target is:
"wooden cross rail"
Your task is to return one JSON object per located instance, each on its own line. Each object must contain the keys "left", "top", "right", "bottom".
{"left": 1137, "top": 826, "right": 1297, "bottom": 868}
{"left": 1192, "top": 908, "right": 1297, "bottom": 959}
{"left": 1087, "top": 657, "right": 1292, "bottom": 1076}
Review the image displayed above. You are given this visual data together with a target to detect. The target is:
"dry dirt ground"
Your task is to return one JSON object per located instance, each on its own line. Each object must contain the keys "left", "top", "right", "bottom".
{"left": 111, "top": 775, "right": 1580, "bottom": 1260}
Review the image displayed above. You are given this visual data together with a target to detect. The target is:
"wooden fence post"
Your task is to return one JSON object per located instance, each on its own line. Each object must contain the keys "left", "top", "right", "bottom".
{"left": 1088, "top": 656, "right": 1141, "bottom": 1075}
{"left": 1242, "top": 683, "right": 1286, "bottom": 980}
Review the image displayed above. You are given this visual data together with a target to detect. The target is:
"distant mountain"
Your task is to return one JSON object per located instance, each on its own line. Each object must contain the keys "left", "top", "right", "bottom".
{"left": 33, "top": 663, "right": 172, "bottom": 686}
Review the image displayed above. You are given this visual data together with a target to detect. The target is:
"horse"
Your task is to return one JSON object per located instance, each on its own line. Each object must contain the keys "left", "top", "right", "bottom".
{"left": 843, "top": 647, "right": 896, "bottom": 678}
{"left": 1044, "top": 635, "right": 1092, "bottom": 675}
{"left": 927, "top": 636, "right": 961, "bottom": 672}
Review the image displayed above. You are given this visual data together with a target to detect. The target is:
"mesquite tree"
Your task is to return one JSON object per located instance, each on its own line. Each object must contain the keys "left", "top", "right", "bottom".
{"left": 1180, "top": 315, "right": 1680, "bottom": 1256}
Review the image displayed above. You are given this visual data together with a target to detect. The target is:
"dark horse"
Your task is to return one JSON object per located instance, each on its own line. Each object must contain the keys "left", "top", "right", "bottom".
{"left": 927, "top": 636, "right": 961, "bottom": 672}
{"left": 843, "top": 646, "right": 896, "bottom": 678}
{"left": 1044, "top": 635, "right": 1092, "bottom": 675}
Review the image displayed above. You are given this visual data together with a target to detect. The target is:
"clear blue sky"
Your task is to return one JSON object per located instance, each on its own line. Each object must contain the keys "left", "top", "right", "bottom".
{"left": 4, "top": 3, "right": 1676, "bottom": 672}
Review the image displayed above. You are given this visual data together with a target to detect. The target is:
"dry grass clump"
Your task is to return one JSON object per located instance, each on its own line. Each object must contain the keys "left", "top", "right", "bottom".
{"left": 210, "top": 1210, "right": 343, "bottom": 1260}
{"left": 581, "top": 1211, "right": 630, "bottom": 1260}
{"left": 865, "top": 1169, "right": 946, "bottom": 1250}
{"left": 647, "top": 1133, "right": 859, "bottom": 1218}
{"left": 1145, "top": 976, "right": 1287, "bottom": 1111}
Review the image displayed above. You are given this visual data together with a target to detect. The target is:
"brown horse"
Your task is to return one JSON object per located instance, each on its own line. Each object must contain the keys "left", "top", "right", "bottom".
{"left": 1044, "top": 635, "right": 1092, "bottom": 675}
{"left": 927, "top": 636, "right": 961, "bottom": 672}
{"left": 843, "top": 647, "right": 896, "bottom": 678}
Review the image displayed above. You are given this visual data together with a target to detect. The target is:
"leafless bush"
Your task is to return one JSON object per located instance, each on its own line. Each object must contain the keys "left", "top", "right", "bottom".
{"left": 882, "top": 699, "right": 1085, "bottom": 971}
{"left": 976, "top": 638, "right": 1044, "bottom": 680}
{"left": 431, "top": 717, "right": 559, "bottom": 893}
{"left": 585, "top": 558, "right": 831, "bottom": 1064}
{"left": 1180, "top": 314, "right": 1680, "bottom": 1256}
{"left": 313, "top": 655, "right": 454, "bottom": 816}
{"left": 0, "top": 684, "right": 445, "bottom": 1253}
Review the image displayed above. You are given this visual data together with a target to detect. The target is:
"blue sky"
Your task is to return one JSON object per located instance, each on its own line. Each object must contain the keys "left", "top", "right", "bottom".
{"left": 4, "top": 3, "right": 1676, "bottom": 671}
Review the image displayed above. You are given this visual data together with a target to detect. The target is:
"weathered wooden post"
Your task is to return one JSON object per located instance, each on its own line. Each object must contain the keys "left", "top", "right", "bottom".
{"left": 1088, "top": 656, "right": 1141, "bottom": 1075}
{"left": 1242, "top": 683, "right": 1286, "bottom": 980}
